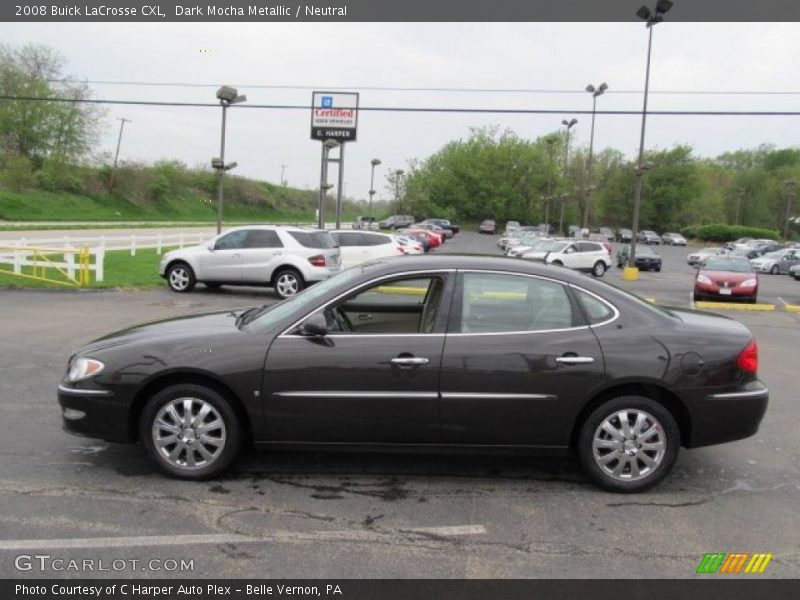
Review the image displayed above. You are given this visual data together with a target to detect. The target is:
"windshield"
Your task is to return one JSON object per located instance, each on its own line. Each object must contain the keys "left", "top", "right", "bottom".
{"left": 702, "top": 259, "right": 753, "bottom": 273}
{"left": 242, "top": 267, "right": 364, "bottom": 331}
{"left": 763, "top": 251, "right": 783, "bottom": 259}
{"left": 540, "top": 241, "right": 569, "bottom": 252}
{"left": 638, "top": 246, "right": 655, "bottom": 255}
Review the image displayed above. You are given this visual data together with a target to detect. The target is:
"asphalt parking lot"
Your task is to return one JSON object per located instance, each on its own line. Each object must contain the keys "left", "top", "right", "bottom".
{"left": 1, "top": 232, "right": 798, "bottom": 579}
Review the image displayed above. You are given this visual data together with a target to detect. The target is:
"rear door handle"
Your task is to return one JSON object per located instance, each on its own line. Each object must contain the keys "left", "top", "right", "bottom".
{"left": 391, "top": 357, "right": 430, "bottom": 366}
{"left": 555, "top": 356, "right": 594, "bottom": 365}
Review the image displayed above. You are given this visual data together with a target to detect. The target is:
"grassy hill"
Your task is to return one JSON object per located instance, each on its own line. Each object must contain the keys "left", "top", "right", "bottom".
{"left": 0, "top": 159, "right": 362, "bottom": 223}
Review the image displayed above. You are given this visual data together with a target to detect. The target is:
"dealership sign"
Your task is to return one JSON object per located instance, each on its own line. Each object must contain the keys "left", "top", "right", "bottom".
{"left": 311, "top": 91, "right": 359, "bottom": 142}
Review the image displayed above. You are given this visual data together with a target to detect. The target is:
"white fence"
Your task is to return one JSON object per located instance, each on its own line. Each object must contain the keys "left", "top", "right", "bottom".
{"left": 0, "top": 231, "right": 210, "bottom": 257}
{"left": 0, "top": 244, "right": 102, "bottom": 285}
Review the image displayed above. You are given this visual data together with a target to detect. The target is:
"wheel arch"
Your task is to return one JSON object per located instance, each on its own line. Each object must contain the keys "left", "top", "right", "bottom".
{"left": 128, "top": 370, "right": 253, "bottom": 443}
{"left": 270, "top": 263, "right": 305, "bottom": 286}
{"left": 569, "top": 382, "right": 691, "bottom": 449}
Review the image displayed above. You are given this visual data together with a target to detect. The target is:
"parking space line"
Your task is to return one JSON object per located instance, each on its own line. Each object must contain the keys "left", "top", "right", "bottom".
{"left": 694, "top": 301, "right": 776, "bottom": 311}
{"left": 0, "top": 525, "right": 487, "bottom": 551}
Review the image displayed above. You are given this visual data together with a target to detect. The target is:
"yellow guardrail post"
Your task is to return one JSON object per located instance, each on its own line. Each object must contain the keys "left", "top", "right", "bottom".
{"left": 80, "top": 245, "right": 90, "bottom": 287}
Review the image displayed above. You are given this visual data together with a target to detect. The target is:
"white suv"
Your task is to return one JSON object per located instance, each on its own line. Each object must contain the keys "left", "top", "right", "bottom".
{"left": 330, "top": 230, "right": 401, "bottom": 267}
{"left": 159, "top": 225, "right": 341, "bottom": 298}
{"left": 522, "top": 240, "right": 611, "bottom": 277}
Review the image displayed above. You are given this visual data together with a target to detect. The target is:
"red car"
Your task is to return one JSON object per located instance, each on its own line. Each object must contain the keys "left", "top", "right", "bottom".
{"left": 407, "top": 228, "right": 442, "bottom": 248}
{"left": 694, "top": 256, "right": 759, "bottom": 303}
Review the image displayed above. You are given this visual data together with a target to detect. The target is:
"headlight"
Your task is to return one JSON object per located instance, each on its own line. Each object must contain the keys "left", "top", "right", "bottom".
{"left": 696, "top": 274, "right": 712, "bottom": 285}
{"left": 67, "top": 357, "right": 105, "bottom": 382}
{"left": 740, "top": 278, "right": 757, "bottom": 288}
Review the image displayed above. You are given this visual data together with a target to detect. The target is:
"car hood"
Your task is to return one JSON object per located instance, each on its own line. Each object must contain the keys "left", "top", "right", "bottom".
{"left": 77, "top": 309, "right": 253, "bottom": 355}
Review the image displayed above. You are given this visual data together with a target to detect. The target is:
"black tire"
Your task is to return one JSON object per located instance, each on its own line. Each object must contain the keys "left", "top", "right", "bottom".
{"left": 577, "top": 395, "right": 680, "bottom": 493}
{"left": 166, "top": 262, "right": 196, "bottom": 293}
{"left": 273, "top": 267, "right": 305, "bottom": 300}
{"left": 551, "top": 260, "right": 563, "bottom": 267}
{"left": 655, "top": 265, "right": 662, "bottom": 272}
{"left": 693, "top": 293, "right": 701, "bottom": 302}
{"left": 592, "top": 261, "right": 607, "bottom": 277}
{"left": 770, "top": 265, "right": 779, "bottom": 275}
{"left": 140, "top": 384, "right": 242, "bottom": 480}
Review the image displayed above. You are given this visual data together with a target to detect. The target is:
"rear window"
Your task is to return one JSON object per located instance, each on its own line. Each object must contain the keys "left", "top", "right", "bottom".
{"left": 288, "top": 231, "right": 336, "bottom": 249}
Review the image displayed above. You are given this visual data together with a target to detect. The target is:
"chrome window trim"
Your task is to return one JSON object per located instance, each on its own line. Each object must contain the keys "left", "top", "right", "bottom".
{"left": 278, "top": 269, "right": 456, "bottom": 338}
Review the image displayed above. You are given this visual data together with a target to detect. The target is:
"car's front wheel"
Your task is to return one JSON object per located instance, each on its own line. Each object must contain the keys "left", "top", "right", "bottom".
{"left": 166, "top": 262, "right": 196, "bottom": 293}
{"left": 578, "top": 396, "right": 680, "bottom": 493}
{"left": 140, "top": 384, "right": 242, "bottom": 480}
{"left": 770, "top": 265, "right": 779, "bottom": 275}
{"left": 592, "top": 261, "right": 607, "bottom": 277}
{"left": 273, "top": 268, "right": 305, "bottom": 299}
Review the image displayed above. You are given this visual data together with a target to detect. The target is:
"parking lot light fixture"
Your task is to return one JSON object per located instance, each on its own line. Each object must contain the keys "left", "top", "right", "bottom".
{"left": 630, "top": 2, "right": 672, "bottom": 273}
{"left": 583, "top": 83, "right": 608, "bottom": 230}
{"left": 368, "top": 158, "right": 382, "bottom": 222}
{"left": 214, "top": 86, "right": 246, "bottom": 234}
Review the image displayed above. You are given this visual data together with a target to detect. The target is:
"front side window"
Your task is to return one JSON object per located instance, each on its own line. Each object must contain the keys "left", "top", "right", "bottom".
{"left": 459, "top": 273, "right": 573, "bottom": 333}
{"left": 214, "top": 230, "right": 248, "bottom": 250}
{"left": 322, "top": 276, "right": 446, "bottom": 334}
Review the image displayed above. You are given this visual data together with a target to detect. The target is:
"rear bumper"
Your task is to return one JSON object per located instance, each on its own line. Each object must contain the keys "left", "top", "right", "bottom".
{"left": 685, "top": 381, "right": 769, "bottom": 448}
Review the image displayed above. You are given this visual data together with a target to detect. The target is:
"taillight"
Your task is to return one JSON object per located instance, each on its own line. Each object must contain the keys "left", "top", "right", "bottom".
{"left": 396, "top": 245, "right": 406, "bottom": 255}
{"left": 308, "top": 254, "right": 326, "bottom": 267}
{"left": 737, "top": 339, "right": 758, "bottom": 374}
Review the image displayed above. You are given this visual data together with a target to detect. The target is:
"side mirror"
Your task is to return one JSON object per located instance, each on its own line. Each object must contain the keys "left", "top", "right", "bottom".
{"left": 301, "top": 313, "right": 328, "bottom": 337}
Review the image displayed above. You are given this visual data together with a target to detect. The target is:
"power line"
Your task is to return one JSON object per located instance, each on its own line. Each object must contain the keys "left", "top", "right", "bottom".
{"left": 3, "top": 95, "right": 800, "bottom": 116}
{"left": 44, "top": 79, "right": 800, "bottom": 96}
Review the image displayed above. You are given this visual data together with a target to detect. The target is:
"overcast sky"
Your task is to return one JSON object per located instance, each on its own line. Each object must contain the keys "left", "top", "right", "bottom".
{"left": 2, "top": 22, "right": 799, "bottom": 202}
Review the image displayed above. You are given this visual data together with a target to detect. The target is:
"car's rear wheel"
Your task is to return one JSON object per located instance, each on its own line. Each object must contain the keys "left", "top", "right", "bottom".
{"left": 167, "top": 262, "right": 196, "bottom": 293}
{"left": 140, "top": 384, "right": 242, "bottom": 480}
{"left": 592, "top": 261, "right": 607, "bottom": 277}
{"left": 578, "top": 396, "right": 679, "bottom": 493}
{"left": 770, "top": 265, "right": 779, "bottom": 275}
{"left": 273, "top": 268, "right": 304, "bottom": 300}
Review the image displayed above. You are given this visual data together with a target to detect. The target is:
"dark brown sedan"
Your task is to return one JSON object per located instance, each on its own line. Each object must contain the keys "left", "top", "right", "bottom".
{"left": 58, "top": 255, "right": 768, "bottom": 492}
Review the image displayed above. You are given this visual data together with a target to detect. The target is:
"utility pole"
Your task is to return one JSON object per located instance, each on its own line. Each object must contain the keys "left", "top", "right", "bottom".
{"left": 108, "top": 117, "right": 131, "bottom": 192}
{"left": 280, "top": 164, "right": 288, "bottom": 186}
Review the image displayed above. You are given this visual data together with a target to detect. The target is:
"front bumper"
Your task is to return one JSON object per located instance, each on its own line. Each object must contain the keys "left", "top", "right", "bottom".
{"left": 694, "top": 284, "right": 757, "bottom": 300}
{"left": 58, "top": 383, "right": 132, "bottom": 443}
{"left": 686, "top": 380, "right": 769, "bottom": 447}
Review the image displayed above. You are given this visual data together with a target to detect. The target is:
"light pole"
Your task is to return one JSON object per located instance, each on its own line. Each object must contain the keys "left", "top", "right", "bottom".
{"left": 630, "top": 0, "right": 673, "bottom": 273}
{"left": 280, "top": 164, "right": 288, "bottom": 186}
{"left": 108, "top": 117, "right": 131, "bottom": 192}
{"left": 785, "top": 179, "right": 797, "bottom": 240}
{"left": 583, "top": 82, "right": 608, "bottom": 230}
{"left": 213, "top": 86, "right": 247, "bottom": 234}
{"left": 559, "top": 192, "right": 569, "bottom": 236}
{"left": 561, "top": 118, "right": 577, "bottom": 235}
{"left": 368, "top": 158, "right": 381, "bottom": 223}
{"left": 394, "top": 169, "right": 405, "bottom": 208}
{"left": 545, "top": 137, "right": 557, "bottom": 229}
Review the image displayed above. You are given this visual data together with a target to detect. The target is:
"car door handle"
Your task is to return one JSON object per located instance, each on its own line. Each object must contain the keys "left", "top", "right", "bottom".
{"left": 555, "top": 356, "right": 595, "bottom": 365}
{"left": 391, "top": 356, "right": 430, "bottom": 366}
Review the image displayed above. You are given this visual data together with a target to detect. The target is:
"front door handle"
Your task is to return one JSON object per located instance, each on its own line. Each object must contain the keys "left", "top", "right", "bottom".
{"left": 555, "top": 356, "right": 594, "bottom": 365}
{"left": 391, "top": 356, "right": 430, "bottom": 366}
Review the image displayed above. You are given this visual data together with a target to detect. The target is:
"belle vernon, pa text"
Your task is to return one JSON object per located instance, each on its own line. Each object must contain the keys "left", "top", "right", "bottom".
{"left": 174, "top": 4, "right": 348, "bottom": 16}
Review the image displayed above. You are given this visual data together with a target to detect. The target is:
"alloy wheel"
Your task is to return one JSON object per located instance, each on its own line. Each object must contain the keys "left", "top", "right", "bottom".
{"left": 168, "top": 267, "right": 190, "bottom": 291}
{"left": 152, "top": 397, "right": 226, "bottom": 470}
{"left": 275, "top": 272, "right": 300, "bottom": 298}
{"left": 592, "top": 409, "right": 666, "bottom": 482}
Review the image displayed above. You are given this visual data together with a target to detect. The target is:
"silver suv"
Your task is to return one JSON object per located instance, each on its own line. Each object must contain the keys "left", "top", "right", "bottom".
{"left": 159, "top": 225, "right": 341, "bottom": 298}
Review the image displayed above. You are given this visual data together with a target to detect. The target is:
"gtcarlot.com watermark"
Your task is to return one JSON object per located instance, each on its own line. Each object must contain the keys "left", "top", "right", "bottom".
{"left": 14, "top": 553, "right": 194, "bottom": 573}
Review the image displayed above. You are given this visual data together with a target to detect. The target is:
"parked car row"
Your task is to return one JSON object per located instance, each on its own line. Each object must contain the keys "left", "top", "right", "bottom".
{"left": 159, "top": 224, "right": 446, "bottom": 298}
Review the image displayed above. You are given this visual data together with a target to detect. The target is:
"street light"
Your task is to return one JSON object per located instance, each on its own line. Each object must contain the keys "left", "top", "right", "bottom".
{"left": 583, "top": 82, "right": 608, "bottom": 230}
{"left": 545, "top": 137, "right": 557, "bottom": 228}
{"left": 214, "top": 85, "right": 247, "bottom": 234}
{"left": 785, "top": 179, "right": 797, "bottom": 240}
{"left": 561, "top": 118, "right": 578, "bottom": 235}
{"left": 394, "top": 169, "right": 405, "bottom": 207}
{"left": 629, "top": 0, "right": 673, "bottom": 275}
{"left": 559, "top": 193, "right": 569, "bottom": 237}
{"left": 368, "top": 158, "right": 382, "bottom": 223}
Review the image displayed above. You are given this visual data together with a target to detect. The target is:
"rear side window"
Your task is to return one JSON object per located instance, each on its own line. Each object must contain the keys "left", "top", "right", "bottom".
{"left": 288, "top": 231, "right": 336, "bottom": 249}
{"left": 574, "top": 289, "right": 615, "bottom": 325}
{"left": 245, "top": 229, "right": 283, "bottom": 248}
{"left": 332, "top": 232, "right": 364, "bottom": 246}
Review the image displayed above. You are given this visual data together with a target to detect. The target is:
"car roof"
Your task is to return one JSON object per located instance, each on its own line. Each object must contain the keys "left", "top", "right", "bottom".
{"left": 225, "top": 224, "right": 322, "bottom": 233}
